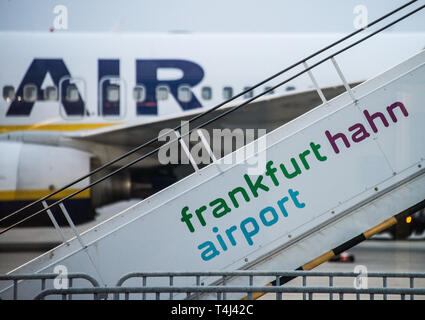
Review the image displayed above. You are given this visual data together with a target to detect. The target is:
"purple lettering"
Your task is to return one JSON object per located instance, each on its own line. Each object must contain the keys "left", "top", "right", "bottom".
{"left": 325, "top": 130, "right": 350, "bottom": 154}
{"left": 386, "top": 101, "right": 409, "bottom": 123}
{"left": 363, "top": 109, "right": 389, "bottom": 133}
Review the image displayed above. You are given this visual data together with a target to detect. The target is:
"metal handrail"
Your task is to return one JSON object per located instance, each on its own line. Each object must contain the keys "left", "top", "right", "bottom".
{"left": 112, "top": 270, "right": 425, "bottom": 300}
{"left": 0, "top": 273, "right": 100, "bottom": 300}
{"left": 0, "top": 270, "right": 420, "bottom": 300}
{"left": 0, "top": 1, "right": 423, "bottom": 234}
{"left": 115, "top": 270, "right": 425, "bottom": 287}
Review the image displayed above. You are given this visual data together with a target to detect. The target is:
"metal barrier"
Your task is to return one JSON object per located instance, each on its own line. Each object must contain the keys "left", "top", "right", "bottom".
{"left": 32, "top": 271, "right": 425, "bottom": 300}
{"left": 35, "top": 286, "right": 425, "bottom": 301}
{"left": 0, "top": 273, "right": 100, "bottom": 300}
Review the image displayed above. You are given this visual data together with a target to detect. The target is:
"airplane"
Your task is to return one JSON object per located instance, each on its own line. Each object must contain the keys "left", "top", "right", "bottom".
{"left": 1, "top": 31, "right": 425, "bottom": 229}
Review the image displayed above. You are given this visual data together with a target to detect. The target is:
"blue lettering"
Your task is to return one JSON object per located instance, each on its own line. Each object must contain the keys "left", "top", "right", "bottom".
{"left": 198, "top": 241, "right": 220, "bottom": 261}
{"left": 6, "top": 59, "right": 86, "bottom": 116}
{"left": 240, "top": 217, "right": 260, "bottom": 246}
{"left": 136, "top": 59, "right": 204, "bottom": 115}
{"left": 259, "top": 206, "right": 279, "bottom": 226}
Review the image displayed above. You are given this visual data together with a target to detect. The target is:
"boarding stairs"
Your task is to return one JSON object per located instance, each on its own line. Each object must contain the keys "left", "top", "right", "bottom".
{"left": 1, "top": 2, "right": 425, "bottom": 299}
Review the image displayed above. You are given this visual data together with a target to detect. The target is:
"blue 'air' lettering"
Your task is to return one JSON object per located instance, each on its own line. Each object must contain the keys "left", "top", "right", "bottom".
{"left": 6, "top": 58, "right": 205, "bottom": 117}
{"left": 136, "top": 59, "right": 204, "bottom": 115}
{"left": 6, "top": 59, "right": 86, "bottom": 116}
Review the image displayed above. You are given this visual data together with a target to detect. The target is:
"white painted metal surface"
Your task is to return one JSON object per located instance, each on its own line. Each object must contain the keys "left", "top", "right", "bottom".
{"left": 0, "top": 142, "right": 91, "bottom": 197}
{"left": 1, "top": 50, "right": 424, "bottom": 300}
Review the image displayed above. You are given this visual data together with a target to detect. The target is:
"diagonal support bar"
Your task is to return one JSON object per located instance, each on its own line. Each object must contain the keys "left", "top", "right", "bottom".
{"left": 42, "top": 201, "right": 67, "bottom": 244}
{"left": 175, "top": 130, "right": 199, "bottom": 172}
{"left": 303, "top": 61, "right": 327, "bottom": 104}
{"left": 331, "top": 56, "right": 357, "bottom": 103}
{"left": 59, "top": 203, "right": 86, "bottom": 248}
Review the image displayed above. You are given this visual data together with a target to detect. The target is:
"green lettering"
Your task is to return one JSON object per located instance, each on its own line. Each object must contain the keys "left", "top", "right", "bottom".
{"left": 243, "top": 174, "right": 269, "bottom": 198}
{"left": 228, "top": 187, "right": 250, "bottom": 208}
{"left": 280, "top": 158, "right": 301, "bottom": 179}
{"left": 310, "top": 142, "right": 327, "bottom": 161}
{"left": 209, "top": 198, "right": 231, "bottom": 218}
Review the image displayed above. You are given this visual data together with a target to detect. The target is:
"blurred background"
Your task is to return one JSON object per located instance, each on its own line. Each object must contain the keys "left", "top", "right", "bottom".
{"left": 1, "top": 0, "right": 425, "bottom": 33}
